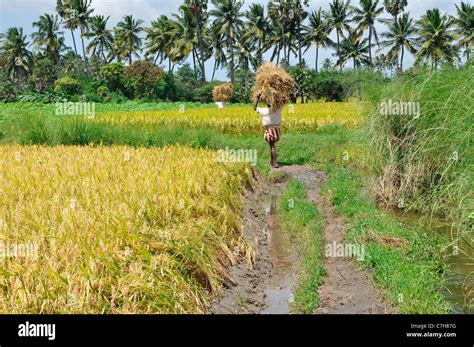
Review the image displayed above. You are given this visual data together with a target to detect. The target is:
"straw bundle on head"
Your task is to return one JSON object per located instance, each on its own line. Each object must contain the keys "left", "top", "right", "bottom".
{"left": 252, "top": 63, "right": 295, "bottom": 110}
{"left": 212, "top": 83, "right": 233, "bottom": 102}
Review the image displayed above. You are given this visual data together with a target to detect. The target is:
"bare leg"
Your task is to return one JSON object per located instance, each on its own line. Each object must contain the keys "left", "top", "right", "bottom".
{"left": 270, "top": 141, "right": 278, "bottom": 168}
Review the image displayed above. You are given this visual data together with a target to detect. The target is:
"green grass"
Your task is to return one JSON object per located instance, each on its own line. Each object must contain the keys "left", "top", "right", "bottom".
{"left": 279, "top": 180, "right": 325, "bottom": 313}
{"left": 369, "top": 66, "right": 473, "bottom": 231}
{"left": 0, "top": 101, "right": 457, "bottom": 313}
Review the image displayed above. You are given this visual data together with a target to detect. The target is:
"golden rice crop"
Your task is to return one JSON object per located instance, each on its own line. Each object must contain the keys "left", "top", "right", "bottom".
{"left": 0, "top": 145, "right": 253, "bottom": 313}
{"left": 92, "top": 102, "right": 364, "bottom": 135}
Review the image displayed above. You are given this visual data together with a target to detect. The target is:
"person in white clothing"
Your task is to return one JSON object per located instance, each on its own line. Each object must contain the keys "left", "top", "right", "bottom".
{"left": 254, "top": 95, "right": 282, "bottom": 168}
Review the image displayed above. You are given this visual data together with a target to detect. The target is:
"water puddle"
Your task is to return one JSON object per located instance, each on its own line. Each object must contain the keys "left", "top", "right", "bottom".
{"left": 261, "top": 195, "right": 297, "bottom": 314}
{"left": 390, "top": 209, "right": 473, "bottom": 313}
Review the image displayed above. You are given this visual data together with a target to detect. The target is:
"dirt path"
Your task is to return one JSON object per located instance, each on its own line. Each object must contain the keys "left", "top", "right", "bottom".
{"left": 212, "top": 165, "right": 391, "bottom": 314}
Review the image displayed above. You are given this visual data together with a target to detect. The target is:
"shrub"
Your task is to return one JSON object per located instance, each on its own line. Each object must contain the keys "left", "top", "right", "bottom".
{"left": 31, "top": 58, "right": 58, "bottom": 93}
{"left": 101, "top": 62, "right": 124, "bottom": 92}
{"left": 311, "top": 79, "right": 345, "bottom": 101}
{"left": 123, "top": 61, "right": 164, "bottom": 99}
{"left": 54, "top": 76, "right": 82, "bottom": 96}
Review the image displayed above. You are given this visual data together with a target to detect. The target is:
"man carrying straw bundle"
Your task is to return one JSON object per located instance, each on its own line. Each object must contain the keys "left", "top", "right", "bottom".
{"left": 253, "top": 63, "right": 294, "bottom": 168}
{"left": 213, "top": 83, "right": 233, "bottom": 109}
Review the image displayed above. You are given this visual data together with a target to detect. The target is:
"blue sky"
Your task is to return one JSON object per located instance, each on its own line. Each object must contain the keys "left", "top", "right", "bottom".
{"left": 0, "top": 0, "right": 462, "bottom": 80}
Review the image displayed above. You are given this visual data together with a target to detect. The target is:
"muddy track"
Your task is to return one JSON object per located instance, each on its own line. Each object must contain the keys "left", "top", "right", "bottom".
{"left": 211, "top": 165, "right": 391, "bottom": 314}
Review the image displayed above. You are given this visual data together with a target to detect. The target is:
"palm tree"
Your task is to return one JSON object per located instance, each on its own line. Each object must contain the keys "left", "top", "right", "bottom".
{"left": 453, "top": 2, "right": 474, "bottom": 61}
{"left": 146, "top": 15, "right": 174, "bottom": 69}
{"left": 210, "top": 28, "right": 227, "bottom": 80}
{"left": 352, "top": 0, "right": 384, "bottom": 68}
{"left": 383, "top": 0, "right": 408, "bottom": 20}
{"left": 115, "top": 15, "right": 144, "bottom": 65}
{"left": 379, "top": 13, "right": 416, "bottom": 71}
{"left": 173, "top": 6, "right": 200, "bottom": 78}
{"left": 291, "top": 0, "right": 309, "bottom": 67}
{"left": 210, "top": 0, "right": 244, "bottom": 83}
{"left": 184, "top": 0, "right": 209, "bottom": 81}
{"left": 321, "top": 57, "right": 333, "bottom": 71}
{"left": 306, "top": 9, "right": 332, "bottom": 72}
{"left": 31, "top": 13, "right": 65, "bottom": 64}
{"left": 336, "top": 28, "right": 370, "bottom": 69}
{"left": 416, "top": 8, "right": 458, "bottom": 69}
{"left": 0, "top": 27, "right": 33, "bottom": 86}
{"left": 242, "top": 3, "right": 269, "bottom": 67}
{"left": 327, "top": 0, "right": 353, "bottom": 71}
{"left": 63, "top": 0, "right": 93, "bottom": 66}
{"left": 56, "top": 0, "right": 78, "bottom": 55}
{"left": 268, "top": 0, "right": 291, "bottom": 66}
{"left": 84, "top": 15, "right": 113, "bottom": 62}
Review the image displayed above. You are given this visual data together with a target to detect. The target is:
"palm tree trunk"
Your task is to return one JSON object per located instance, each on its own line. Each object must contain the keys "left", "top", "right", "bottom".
{"left": 192, "top": 48, "right": 198, "bottom": 79}
{"left": 80, "top": 27, "right": 89, "bottom": 73}
{"left": 228, "top": 34, "right": 235, "bottom": 84}
{"left": 336, "top": 30, "right": 342, "bottom": 72}
{"left": 315, "top": 44, "right": 319, "bottom": 73}
{"left": 71, "top": 30, "right": 78, "bottom": 55}
{"left": 211, "top": 59, "right": 217, "bottom": 81}
{"left": 400, "top": 45, "right": 404, "bottom": 72}
{"left": 368, "top": 26, "right": 373, "bottom": 69}
{"left": 276, "top": 44, "right": 281, "bottom": 66}
{"left": 297, "top": 21, "right": 302, "bottom": 67}
{"left": 196, "top": 23, "right": 206, "bottom": 82}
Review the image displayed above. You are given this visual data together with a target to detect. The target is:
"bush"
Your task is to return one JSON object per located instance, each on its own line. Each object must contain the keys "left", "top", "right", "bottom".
{"left": 101, "top": 62, "right": 124, "bottom": 92}
{"left": 194, "top": 82, "right": 221, "bottom": 103}
{"left": 31, "top": 58, "right": 58, "bottom": 93}
{"left": 310, "top": 79, "right": 345, "bottom": 101}
{"left": 123, "top": 61, "right": 164, "bottom": 99}
{"left": 54, "top": 76, "right": 82, "bottom": 96}
{"left": 0, "top": 73, "right": 17, "bottom": 102}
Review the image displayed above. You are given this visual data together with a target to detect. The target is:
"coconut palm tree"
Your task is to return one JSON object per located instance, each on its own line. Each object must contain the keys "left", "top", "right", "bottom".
{"left": 383, "top": 0, "right": 408, "bottom": 21}
{"left": 453, "top": 2, "right": 474, "bottom": 61}
{"left": 172, "top": 6, "right": 201, "bottom": 78}
{"left": 115, "top": 15, "right": 144, "bottom": 65}
{"left": 210, "top": 0, "right": 244, "bottom": 83}
{"left": 378, "top": 12, "right": 416, "bottom": 71}
{"left": 326, "top": 0, "right": 353, "bottom": 71}
{"left": 184, "top": 0, "right": 209, "bottom": 81}
{"left": 63, "top": 0, "right": 93, "bottom": 66}
{"left": 0, "top": 27, "right": 34, "bottom": 86}
{"left": 305, "top": 9, "right": 332, "bottom": 72}
{"left": 242, "top": 3, "right": 269, "bottom": 68}
{"left": 84, "top": 15, "right": 113, "bottom": 62}
{"left": 56, "top": 0, "right": 78, "bottom": 55}
{"left": 321, "top": 57, "right": 333, "bottom": 71}
{"left": 146, "top": 15, "right": 175, "bottom": 69}
{"left": 31, "top": 13, "right": 65, "bottom": 64}
{"left": 268, "top": 0, "right": 291, "bottom": 66}
{"left": 352, "top": 0, "right": 384, "bottom": 68}
{"left": 416, "top": 8, "right": 458, "bottom": 69}
{"left": 291, "top": 0, "right": 309, "bottom": 67}
{"left": 336, "top": 28, "right": 370, "bottom": 69}
{"left": 210, "top": 28, "right": 227, "bottom": 81}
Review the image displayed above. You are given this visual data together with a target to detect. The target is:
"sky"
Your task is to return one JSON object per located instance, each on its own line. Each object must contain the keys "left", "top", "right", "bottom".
{"left": 0, "top": 0, "right": 463, "bottom": 80}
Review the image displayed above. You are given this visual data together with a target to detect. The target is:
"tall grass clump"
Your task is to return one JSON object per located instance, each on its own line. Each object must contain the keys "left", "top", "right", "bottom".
{"left": 370, "top": 66, "right": 473, "bottom": 232}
